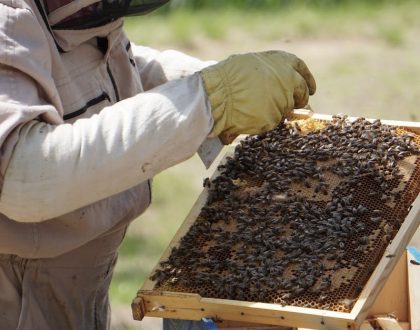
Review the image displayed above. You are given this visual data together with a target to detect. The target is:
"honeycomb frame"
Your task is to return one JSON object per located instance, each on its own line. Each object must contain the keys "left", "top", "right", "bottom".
{"left": 134, "top": 114, "right": 420, "bottom": 330}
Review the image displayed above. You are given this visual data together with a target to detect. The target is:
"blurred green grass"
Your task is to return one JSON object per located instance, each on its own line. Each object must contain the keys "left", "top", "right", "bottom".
{"left": 125, "top": 1, "right": 420, "bottom": 47}
{"left": 111, "top": 1, "right": 420, "bottom": 328}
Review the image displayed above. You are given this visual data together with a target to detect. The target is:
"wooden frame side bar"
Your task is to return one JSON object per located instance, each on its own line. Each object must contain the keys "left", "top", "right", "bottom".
{"left": 351, "top": 196, "right": 420, "bottom": 327}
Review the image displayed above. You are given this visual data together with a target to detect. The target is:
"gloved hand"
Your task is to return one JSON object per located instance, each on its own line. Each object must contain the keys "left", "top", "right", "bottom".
{"left": 199, "top": 50, "right": 316, "bottom": 137}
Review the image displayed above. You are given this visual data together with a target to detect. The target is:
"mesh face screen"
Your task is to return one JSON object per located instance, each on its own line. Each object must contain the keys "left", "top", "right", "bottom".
{"left": 151, "top": 117, "right": 420, "bottom": 313}
{"left": 51, "top": 0, "right": 169, "bottom": 29}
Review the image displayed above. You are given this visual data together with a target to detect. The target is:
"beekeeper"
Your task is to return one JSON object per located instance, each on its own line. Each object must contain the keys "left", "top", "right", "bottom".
{"left": 0, "top": 0, "right": 316, "bottom": 328}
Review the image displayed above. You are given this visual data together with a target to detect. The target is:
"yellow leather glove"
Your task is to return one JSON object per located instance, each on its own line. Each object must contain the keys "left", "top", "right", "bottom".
{"left": 200, "top": 51, "right": 316, "bottom": 137}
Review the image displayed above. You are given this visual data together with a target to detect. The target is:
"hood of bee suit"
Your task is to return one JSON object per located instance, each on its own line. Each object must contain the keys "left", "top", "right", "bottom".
{"left": 37, "top": 0, "right": 169, "bottom": 51}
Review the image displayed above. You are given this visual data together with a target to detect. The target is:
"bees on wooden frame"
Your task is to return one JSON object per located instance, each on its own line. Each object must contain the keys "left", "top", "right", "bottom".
{"left": 150, "top": 116, "right": 419, "bottom": 312}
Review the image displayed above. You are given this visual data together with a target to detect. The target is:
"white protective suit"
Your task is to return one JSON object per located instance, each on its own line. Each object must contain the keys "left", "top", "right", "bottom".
{"left": 0, "top": 1, "right": 216, "bottom": 328}
{"left": 0, "top": 0, "right": 214, "bottom": 258}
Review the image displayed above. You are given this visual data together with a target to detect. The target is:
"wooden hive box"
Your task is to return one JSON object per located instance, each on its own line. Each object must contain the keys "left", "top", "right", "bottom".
{"left": 132, "top": 113, "right": 420, "bottom": 330}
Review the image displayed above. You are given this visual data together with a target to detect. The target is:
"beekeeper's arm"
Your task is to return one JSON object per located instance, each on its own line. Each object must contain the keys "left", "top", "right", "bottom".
{"left": 0, "top": 69, "right": 213, "bottom": 222}
{"left": 0, "top": 8, "right": 315, "bottom": 223}
{"left": 131, "top": 45, "right": 316, "bottom": 136}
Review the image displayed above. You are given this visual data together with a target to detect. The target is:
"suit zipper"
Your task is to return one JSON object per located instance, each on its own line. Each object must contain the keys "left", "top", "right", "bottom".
{"left": 63, "top": 92, "right": 111, "bottom": 120}
{"left": 107, "top": 63, "right": 120, "bottom": 102}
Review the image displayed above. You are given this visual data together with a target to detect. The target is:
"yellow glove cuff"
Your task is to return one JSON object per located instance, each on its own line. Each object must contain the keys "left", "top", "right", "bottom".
{"left": 199, "top": 62, "right": 233, "bottom": 138}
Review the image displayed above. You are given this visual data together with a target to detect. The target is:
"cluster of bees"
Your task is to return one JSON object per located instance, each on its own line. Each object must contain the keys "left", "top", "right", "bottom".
{"left": 151, "top": 116, "right": 420, "bottom": 312}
